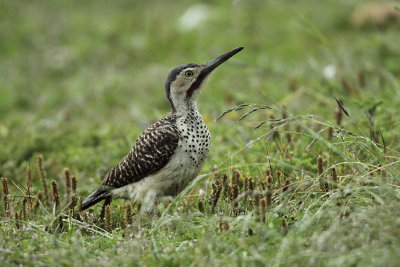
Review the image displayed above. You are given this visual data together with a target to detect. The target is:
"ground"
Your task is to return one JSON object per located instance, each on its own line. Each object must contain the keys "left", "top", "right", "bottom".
{"left": 1, "top": 0, "right": 400, "bottom": 266}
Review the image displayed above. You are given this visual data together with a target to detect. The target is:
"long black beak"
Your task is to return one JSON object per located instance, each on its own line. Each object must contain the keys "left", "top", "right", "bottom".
{"left": 187, "top": 46, "right": 244, "bottom": 97}
{"left": 202, "top": 46, "right": 244, "bottom": 75}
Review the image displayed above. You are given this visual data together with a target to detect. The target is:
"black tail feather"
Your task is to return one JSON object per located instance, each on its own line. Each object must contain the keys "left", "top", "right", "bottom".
{"left": 81, "top": 189, "right": 109, "bottom": 211}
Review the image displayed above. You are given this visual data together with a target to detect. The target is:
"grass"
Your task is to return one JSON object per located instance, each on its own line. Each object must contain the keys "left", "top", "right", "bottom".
{"left": 1, "top": 0, "right": 400, "bottom": 266}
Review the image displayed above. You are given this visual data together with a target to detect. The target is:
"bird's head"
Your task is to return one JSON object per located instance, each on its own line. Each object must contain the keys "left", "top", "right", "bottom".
{"left": 165, "top": 47, "right": 244, "bottom": 113}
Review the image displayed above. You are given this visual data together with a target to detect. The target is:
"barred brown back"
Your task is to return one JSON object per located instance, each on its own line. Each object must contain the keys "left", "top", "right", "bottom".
{"left": 102, "top": 114, "right": 180, "bottom": 188}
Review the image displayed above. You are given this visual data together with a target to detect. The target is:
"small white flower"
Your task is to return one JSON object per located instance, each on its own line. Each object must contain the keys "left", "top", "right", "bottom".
{"left": 323, "top": 64, "right": 336, "bottom": 80}
{"left": 198, "top": 189, "right": 205, "bottom": 196}
{"left": 179, "top": 4, "right": 210, "bottom": 31}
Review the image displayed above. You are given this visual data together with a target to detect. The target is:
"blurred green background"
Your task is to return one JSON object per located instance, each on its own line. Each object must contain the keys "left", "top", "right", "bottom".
{"left": 1, "top": 0, "right": 399, "bottom": 189}
{"left": 1, "top": 1, "right": 400, "bottom": 266}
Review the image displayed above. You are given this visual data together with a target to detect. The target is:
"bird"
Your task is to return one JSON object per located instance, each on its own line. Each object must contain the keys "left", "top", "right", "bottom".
{"left": 81, "top": 46, "right": 244, "bottom": 211}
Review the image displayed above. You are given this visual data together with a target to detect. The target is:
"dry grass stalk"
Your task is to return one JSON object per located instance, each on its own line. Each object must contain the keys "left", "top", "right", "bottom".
{"left": 71, "top": 176, "right": 77, "bottom": 194}
{"left": 232, "top": 169, "right": 240, "bottom": 184}
{"left": 26, "top": 164, "right": 32, "bottom": 187}
{"left": 26, "top": 165, "right": 33, "bottom": 211}
{"left": 317, "top": 155, "right": 324, "bottom": 175}
{"left": 221, "top": 173, "right": 228, "bottom": 185}
{"left": 37, "top": 155, "right": 49, "bottom": 204}
{"left": 266, "top": 176, "right": 272, "bottom": 208}
{"left": 332, "top": 167, "right": 338, "bottom": 187}
{"left": 105, "top": 204, "right": 112, "bottom": 232}
{"left": 2, "top": 177, "right": 10, "bottom": 217}
{"left": 100, "top": 198, "right": 112, "bottom": 220}
{"left": 124, "top": 202, "right": 133, "bottom": 228}
{"left": 22, "top": 197, "right": 27, "bottom": 220}
{"left": 282, "top": 104, "right": 291, "bottom": 143}
{"left": 211, "top": 183, "right": 222, "bottom": 213}
{"left": 252, "top": 189, "right": 261, "bottom": 211}
{"left": 248, "top": 177, "right": 254, "bottom": 191}
{"left": 51, "top": 180, "right": 60, "bottom": 210}
{"left": 335, "top": 100, "right": 344, "bottom": 126}
{"left": 276, "top": 169, "right": 282, "bottom": 184}
{"left": 243, "top": 176, "right": 249, "bottom": 192}
{"left": 328, "top": 127, "right": 333, "bottom": 140}
{"left": 259, "top": 198, "right": 266, "bottom": 222}
{"left": 64, "top": 168, "right": 71, "bottom": 201}
{"left": 243, "top": 176, "right": 249, "bottom": 201}
{"left": 264, "top": 168, "right": 271, "bottom": 179}
{"left": 230, "top": 182, "right": 240, "bottom": 216}
{"left": 317, "top": 155, "right": 329, "bottom": 192}
{"left": 230, "top": 183, "right": 239, "bottom": 201}
{"left": 15, "top": 212, "right": 20, "bottom": 229}
{"left": 270, "top": 114, "right": 280, "bottom": 140}
{"left": 33, "top": 192, "right": 42, "bottom": 213}
{"left": 223, "top": 183, "right": 231, "bottom": 201}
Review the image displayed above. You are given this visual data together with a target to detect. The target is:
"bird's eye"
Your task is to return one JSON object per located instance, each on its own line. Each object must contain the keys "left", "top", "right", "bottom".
{"left": 185, "top": 70, "right": 194, "bottom": 77}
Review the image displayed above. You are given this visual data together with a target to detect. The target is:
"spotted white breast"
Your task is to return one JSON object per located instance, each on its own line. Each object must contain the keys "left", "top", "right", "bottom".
{"left": 112, "top": 109, "right": 210, "bottom": 204}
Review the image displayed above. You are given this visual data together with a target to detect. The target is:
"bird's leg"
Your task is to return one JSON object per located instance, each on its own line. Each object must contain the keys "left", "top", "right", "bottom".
{"left": 99, "top": 197, "right": 112, "bottom": 221}
{"left": 140, "top": 190, "right": 160, "bottom": 217}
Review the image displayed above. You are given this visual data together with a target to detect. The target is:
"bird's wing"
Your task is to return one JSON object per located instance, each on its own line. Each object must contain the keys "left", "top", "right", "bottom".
{"left": 101, "top": 114, "right": 180, "bottom": 189}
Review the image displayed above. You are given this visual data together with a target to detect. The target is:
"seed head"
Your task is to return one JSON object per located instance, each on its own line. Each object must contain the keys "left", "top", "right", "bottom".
{"left": 266, "top": 176, "right": 272, "bottom": 207}
{"left": 26, "top": 165, "right": 32, "bottom": 188}
{"left": 232, "top": 169, "right": 241, "bottom": 185}
{"left": 105, "top": 205, "right": 112, "bottom": 232}
{"left": 259, "top": 198, "right": 266, "bottom": 222}
{"left": 51, "top": 180, "right": 60, "bottom": 209}
{"left": 211, "top": 183, "right": 222, "bottom": 213}
{"left": 124, "top": 202, "right": 133, "bottom": 228}
{"left": 335, "top": 100, "right": 343, "bottom": 126}
{"left": 248, "top": 177, "right": 254, "bottom": 191}
{"left": 2, "top": 177, "right": 10, "bottom": 217}
{"left": 332, "top": 167, "right": 338, "bottom": 183}
{"left": 264, "top": 169, "right": 271, "bottom": 182}
{"left": 64, "top": 168, "right": 71, "bottom": 201}
{"left": 71, "top": 176, "right": 77, "bottom": 194}
{"left": 15, "top": 212, "right": 20, "bottom": 229}
{"left": 317, "top": 155, "right": 324, "bottom": 175}
{"left": 22, "top": 197, "right": 27, "bottom": 220}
